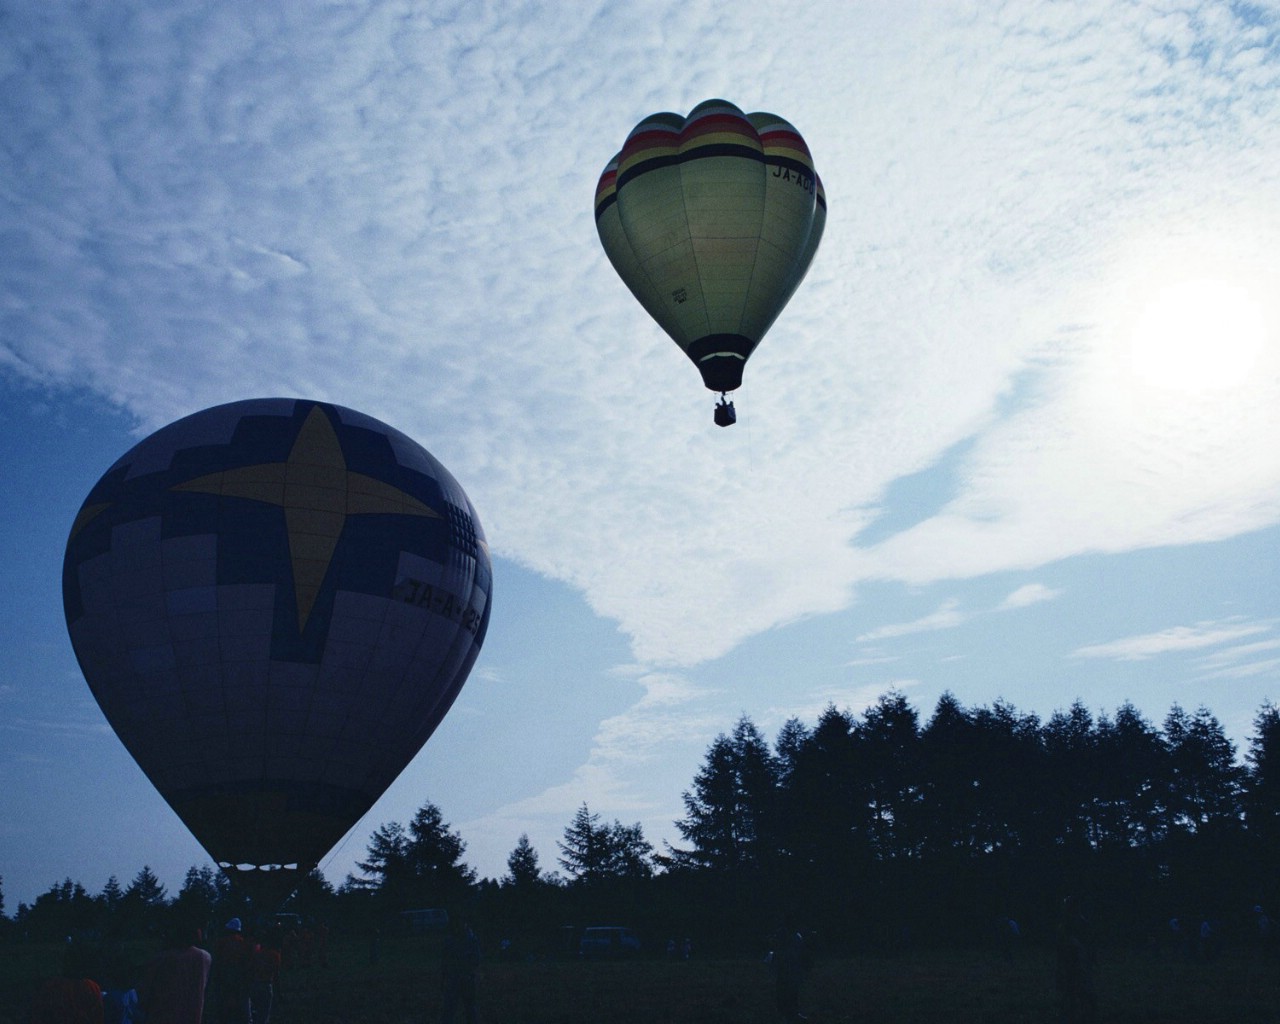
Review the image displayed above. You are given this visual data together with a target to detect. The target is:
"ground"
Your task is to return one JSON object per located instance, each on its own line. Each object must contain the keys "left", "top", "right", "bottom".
{"left": 3, "top": 934, "right": 1278, "bottom": 1023}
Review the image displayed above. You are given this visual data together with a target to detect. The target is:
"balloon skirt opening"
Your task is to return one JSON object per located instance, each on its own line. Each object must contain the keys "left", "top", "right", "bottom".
{"left": 688, "top": 335, "right": 752, "bottom": 393}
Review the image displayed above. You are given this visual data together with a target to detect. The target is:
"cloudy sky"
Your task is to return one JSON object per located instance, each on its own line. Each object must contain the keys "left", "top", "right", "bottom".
{"left": 2, "top": 0, "right": 1279, "bottom": 909}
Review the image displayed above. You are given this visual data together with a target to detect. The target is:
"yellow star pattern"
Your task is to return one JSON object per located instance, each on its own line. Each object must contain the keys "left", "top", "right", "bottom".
{"left": 173, "top": 405, "right": 441, "bottom": 631}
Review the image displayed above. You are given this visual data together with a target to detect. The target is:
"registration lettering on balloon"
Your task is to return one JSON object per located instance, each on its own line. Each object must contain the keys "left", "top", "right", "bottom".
{"left": 771, "top": 164, "right": 817, "bottom": 194}
{"left": 392, "top": 577, "right": 484, "bottom": 635}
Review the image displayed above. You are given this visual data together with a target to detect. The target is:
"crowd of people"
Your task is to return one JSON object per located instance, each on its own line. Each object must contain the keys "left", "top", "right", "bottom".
{"left": 26, "top": 916, "right": 288, "bottom": 1024}
{"left": 24, "top": 899, "right": 1277, "bottom": 1023}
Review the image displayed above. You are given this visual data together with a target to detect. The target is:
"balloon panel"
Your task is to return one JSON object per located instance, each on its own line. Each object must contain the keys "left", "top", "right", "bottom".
{"left": 63, "top": 399, "right": 492, "bottom": 873}
{"left": 596, "top": 99, "right": 825, "bottom": 393}
{"left": 743, "top": 112, "right": 826, "bottom": 340}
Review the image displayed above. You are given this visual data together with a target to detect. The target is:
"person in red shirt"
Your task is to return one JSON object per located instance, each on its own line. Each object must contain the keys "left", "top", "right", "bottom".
{"left": 249, "top": 927, "right": 283, "bottom": 1024}
{"left": 138, "top": 921, "right": 212, "bottom": 1024}
{"left": 27, "top": 944, "right": 104, "bottom": 1024}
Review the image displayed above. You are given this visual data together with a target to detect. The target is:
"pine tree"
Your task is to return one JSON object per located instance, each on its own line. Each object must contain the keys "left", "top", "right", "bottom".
{"left": 558, "top": 804, "right": 654, "bottom": 882}
{"left": 558, "top": 804, "right": 603, "bottom": 881}
{"left": 1246, "top": 703, "right": 1280, "bottom": 845}
{"left": 125, "top": 865, "right": 167, "bottom": 907}
{"left": 674, "top": 716, "right": 779, "bottom": 871}
{"left": 504, "top": 834, "right": 543, "bottom": 889}
{"left": 358, "top": 803, "right": 475, "bottom": 909}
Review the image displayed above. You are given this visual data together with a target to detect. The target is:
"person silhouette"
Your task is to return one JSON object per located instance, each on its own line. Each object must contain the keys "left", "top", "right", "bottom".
{"left": 1055, "top": 896, "right": 1098, "bottom": 1024}
{"left": 439, "top": 917, "right": 482, "bottom": 1024}
{"left": 138, "top": 920, "right": 212, "bottom": 1024}
{"left": 771, "top": 925, "right": 810, "bottom": 1022}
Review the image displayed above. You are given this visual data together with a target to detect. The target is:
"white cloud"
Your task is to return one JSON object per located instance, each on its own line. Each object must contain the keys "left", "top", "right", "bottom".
{"left": 1072, "top": 620, "right": 1272, "bottom": 662}
{"left": 6, "top": 2, "right": 1277, "bottom": 673}
{"left": 999, "top": 584, "right": 1061, "bottom": 610}
{"left": 1191, "top": 637, "right": 1280, "bottom": 681}
{"left": 856, "top": 600, "right": 967, "bottom": 642}
{"left": 1196, "top": 657, "right": 1280, "bottom": 682}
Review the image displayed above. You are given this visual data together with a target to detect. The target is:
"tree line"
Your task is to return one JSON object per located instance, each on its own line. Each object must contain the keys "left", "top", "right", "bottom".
{"left": 5, "top": 692, "right": 1280, "bottom": 954}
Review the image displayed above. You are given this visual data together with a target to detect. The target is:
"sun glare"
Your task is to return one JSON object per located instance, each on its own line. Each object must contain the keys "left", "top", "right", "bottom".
{"left": 1129, "top": 278, "right": 1266, "bottom": 392}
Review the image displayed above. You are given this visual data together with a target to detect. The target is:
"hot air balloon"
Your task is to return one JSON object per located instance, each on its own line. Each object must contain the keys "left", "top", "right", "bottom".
{"left": 595, "top": 99, "right": 826, "bottom": 426}
{"left": 61, "top": 398, "right": 492, "bottom": 908}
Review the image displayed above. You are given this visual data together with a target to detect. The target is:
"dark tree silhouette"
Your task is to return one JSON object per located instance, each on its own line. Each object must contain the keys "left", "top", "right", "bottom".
{"left": 558, "top": 804, "right": 604, "bottom": 883}
{"left": 355, "top": 802, "right": 475, "bottom": 910}
{"left": 859, "top": 692, "right": 924, "bottom": 861}
{"left": 779, "top": 705, "right": 866, "bottom": 882}
{"left": 171, "top": 864, "right": 229, "bottom": 926}
{"left": 673, "top": 716, "right": 779, "bottom": 872}
{"left": 11, "top": 692, "right": 1280, "bottom": 957}
{"left": 1245, "top": 703, "right": 1280, "bottom": 845}
{"left": 1163, "top": 705, "right": 1243, "bottom": 835}
{"left": 558, "top": 804, "right": 654, "bottom": 883}
{"left": 504, "top": 834, "right": 543, "bottom": 889}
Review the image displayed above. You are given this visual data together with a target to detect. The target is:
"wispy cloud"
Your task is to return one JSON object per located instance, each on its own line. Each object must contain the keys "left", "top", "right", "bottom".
{"left": 856, "top": 600, "right": 967, "bottom": 642}
{"left": 1000, "top": 583, "right": 1061, "bottom": 610}
{"left": 1072, "top": 620, "right": 1273, "bottom": 662}
{"left": 4, "top": 3, "right": 1277, "bottom": 672}
{"left": 854, "top": 582, "right": 1059, "bottom": 644}
{"left": 1191, "top": 636, "right": 1280, "bottom": 680}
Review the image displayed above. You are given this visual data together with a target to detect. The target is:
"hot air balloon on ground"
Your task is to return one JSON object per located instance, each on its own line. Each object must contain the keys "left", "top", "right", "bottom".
{"left": 595, "top": 99, "right": 826, "bottom": 426}
{"left": 61, "top": 398, "right": 492, "bottom": 909}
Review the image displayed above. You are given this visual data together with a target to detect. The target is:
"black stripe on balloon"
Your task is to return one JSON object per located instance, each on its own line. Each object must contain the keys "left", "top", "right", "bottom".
{"left": 594, "top": 191, "right": 618, "bottom": 222}
{"left": 615, "top": 145, "right": 817, "bottom": 192}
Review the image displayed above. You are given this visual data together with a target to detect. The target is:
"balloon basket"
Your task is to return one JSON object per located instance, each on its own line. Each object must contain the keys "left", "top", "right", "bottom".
{"left": 714, "top": 395, "right": 737, "bottom": 427}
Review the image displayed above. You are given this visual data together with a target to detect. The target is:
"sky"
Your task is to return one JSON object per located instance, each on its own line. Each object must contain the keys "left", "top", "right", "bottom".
{"left": 2, "top": 0, "right": 1278, "bottom": 910}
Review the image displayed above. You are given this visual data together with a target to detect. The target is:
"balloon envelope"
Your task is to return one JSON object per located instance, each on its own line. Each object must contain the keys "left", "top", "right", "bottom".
{"left": 62, "top": 399, "right": 492, "bottom": 901}
{"left": 595, "top": 99, "right": 826, "bottom": 394}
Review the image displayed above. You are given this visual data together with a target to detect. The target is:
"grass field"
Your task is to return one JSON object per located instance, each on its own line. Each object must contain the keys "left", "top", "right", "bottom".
{"left": 3, "top": 935, "right": 1278, "bottom": 1023}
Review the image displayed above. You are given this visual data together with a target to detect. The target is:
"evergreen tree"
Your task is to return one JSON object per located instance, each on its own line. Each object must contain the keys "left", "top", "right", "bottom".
{"left": 920, "top": 692, "right": 979, "bottom": 858}
{"left": 1042, "top": 701, "right": 1099, "bottom": 850}
{"left": 1245, "top": 703, "right": 1280, "bottom": 844}
{"left": 357, "top": 803, "right": 475, "bottom": 909}
{"left": 1164, "top": 705, "right": 1243, "bottom": 834}
{"left": 290, "top": 867, "right": 337, "bottom": 918}
{"left": 673, "top": 716, "right": 779, "bottom": 872}
{"left": 101, "top": 875, "right": 124, "bottom": 914}
{"left": 859, "top": 692, "right": 923, "bottom": 860}
{"left": 971, "top": 699, "right": 1044, "bottom": 855}
{"left": 405, "top": 801, "right": 477, "bottom": 905}
{"left": 558, "top": 804, "right": 654, "bottom": 883}
{"left": 778, "top": 705, "right": 864, "bottom": 876}
{"left": 558, "top": 804, "right": 603, "bottom": 882}
{"left": 124, "top": 865, "right": 167, "bottom": 907}
{"left": 357, "top": 820, "right": 411, "bottom": 897}
{"left": 602, "top": 821, "right": 655, "bottom": 879}
{"left": 504, "top": 834, "right": 543, "bottom": 889}
{"left": 172, "top": 865, "right": 226, "bottom": 924}
{"left": 18, "top": 878, "right": 103, "bottom": 939}
{"left": 774, "top": 717, "right": 810, "bottom": 788}
{"left": 1092, "top": 702, "right": 1166, "bottom": 851}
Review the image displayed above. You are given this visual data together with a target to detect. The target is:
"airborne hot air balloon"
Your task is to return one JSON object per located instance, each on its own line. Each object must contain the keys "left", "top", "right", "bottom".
{"left": 595, "top": 99, "right": 826, "bottom": 426}
{"left": 61, "top": 399, "right": 492, "bottom": 908}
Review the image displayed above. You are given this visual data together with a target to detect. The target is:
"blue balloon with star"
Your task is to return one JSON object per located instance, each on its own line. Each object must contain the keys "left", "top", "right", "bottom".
{"left": 62, "top": 398, "right": 492, "bottom": 904}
